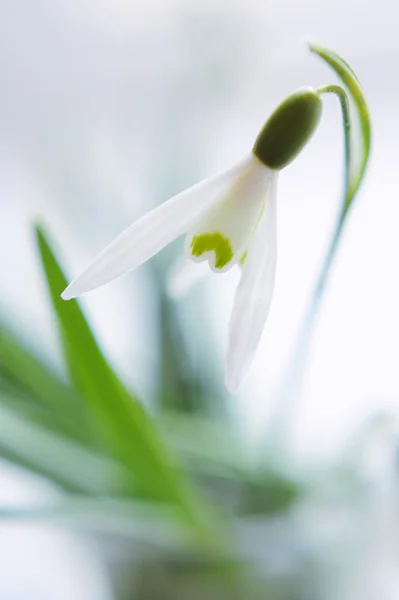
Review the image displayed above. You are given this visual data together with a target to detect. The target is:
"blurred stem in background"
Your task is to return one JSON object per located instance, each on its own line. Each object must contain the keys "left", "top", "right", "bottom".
{"left": 151, "top": 253, "right": 229, "bottom": 418}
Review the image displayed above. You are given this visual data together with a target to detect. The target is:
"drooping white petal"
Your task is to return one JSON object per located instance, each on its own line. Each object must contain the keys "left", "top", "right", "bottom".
{"left": 61, "top": 157, "right": 250, "bottom": 300}
{"left": 225, "top": 171, "right": 278, "bottom": 394}
{"left": 185, "top": 155, "right": 271, "bottom": 273}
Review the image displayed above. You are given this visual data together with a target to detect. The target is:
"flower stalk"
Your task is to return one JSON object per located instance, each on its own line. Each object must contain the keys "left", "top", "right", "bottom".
{"left": 267, "top": 45, "right": 372, "bottom": 453}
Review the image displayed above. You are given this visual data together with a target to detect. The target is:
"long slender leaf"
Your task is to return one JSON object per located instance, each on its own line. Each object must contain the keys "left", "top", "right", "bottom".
{"left": 0, "top": 382, "right": 98, "bottom": 449}
{"left": 35, "top": 224, "right": 220, "bottom": 541}
{"left": 151, "top": 258, "right": 228, "bottom": 418}
{"left": 0, "top": 324, "right": 81, "bottom": 411}
{"left": 158, "top": 413, "right": 251, "bottom": 476}
{"left": 0, "top": 325, "right": 102, "bottom": 449}
{"left": 0, "top": 399, "right": 132, "bottom": 494}
{"left": 0, "top": 497, "right": 185, "bottom": 549}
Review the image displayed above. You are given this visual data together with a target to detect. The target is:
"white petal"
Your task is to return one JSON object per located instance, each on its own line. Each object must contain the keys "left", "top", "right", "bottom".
{"left": 225, "top": 171, "right": 278, "bottom": 394}
{"left": 61, "top": 157, "right": 249, "bottom": 300}
{"left": 185, "top": 155, "right": 271, "bottom": 273}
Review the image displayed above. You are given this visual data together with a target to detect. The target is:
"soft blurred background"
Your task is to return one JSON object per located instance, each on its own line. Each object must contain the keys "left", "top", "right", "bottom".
{"left": 1, "top": 0, "right": 399, "bottom": 598}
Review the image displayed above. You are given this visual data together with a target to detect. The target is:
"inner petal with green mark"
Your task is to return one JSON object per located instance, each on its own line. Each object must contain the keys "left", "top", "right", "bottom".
{"left": 191, "top": 232, "right": 234, "bottom": 269}
{"left": 185, "top": 155, "right": 272, "bottom": 273}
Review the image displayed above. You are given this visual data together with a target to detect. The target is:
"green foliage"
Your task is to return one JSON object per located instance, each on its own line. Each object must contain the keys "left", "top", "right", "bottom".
{"left": 35, "top": 225, "right": 222, "bottom": 539}
{"left": 0, "top": 497, "right": 183, "bottom": 548}
{"left": 238, "top": 471, "right": 300, "bottom": 516}
{"left": 0, "top": 398, "right": 128, "bottom": 494}
{"left": 0, "top": 224, "right": 301, "bottom": 552}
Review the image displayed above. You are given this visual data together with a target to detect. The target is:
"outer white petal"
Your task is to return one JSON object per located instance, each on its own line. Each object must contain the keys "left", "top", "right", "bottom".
{"left": 61, "top": 156, "right": 250, "bottom": 300}
{"left": 225, "top": 171, "right": 278, "bottom": 394}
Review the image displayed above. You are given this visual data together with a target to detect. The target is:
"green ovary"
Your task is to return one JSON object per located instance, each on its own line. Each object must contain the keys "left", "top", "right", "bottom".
{"left": 191, "top": 232, "right": 234, "bottom": 270}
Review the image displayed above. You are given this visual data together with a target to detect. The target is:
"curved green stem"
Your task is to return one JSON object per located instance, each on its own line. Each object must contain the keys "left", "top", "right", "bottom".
{"left": 311, "top": 85, "right": 351, "bottom": 299}
{"left": 265, "top": 47, "right": 372, "bottom": 457}
{"left": 264, "top": 88, "right": 349, "bottom": 454}
{"left": 311, "top": 44, "right": 372, "bottom": 213}
{"left": 318, "top": 85, "right": 351, "bottom": 216}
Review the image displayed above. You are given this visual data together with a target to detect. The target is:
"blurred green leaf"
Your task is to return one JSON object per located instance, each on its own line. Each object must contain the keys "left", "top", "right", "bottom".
{"left": 238, "top": 471, "right": 300, "bottom": 516}
{"left": 0, "top": 398, "right": 131, "bottom": 494}
{"left": 0, "top": 384, "right": 96, "bottom": 448}
{"left": 158, "top": 413, "right": 301, "bottom": 518}
{"left": 151, "top": 259, "right": 228, "bottom": 418}
{"left": 34, "top": 224, "right": 221, "bottom": 541}
{"left": 0, "top": 326, "right": 97, "bottom": 447}
{"left": 158, "top": 289, "right": 204, "bottom": 414}
{"left": 0, "top": 497, "right": 185, "bottom": 548}
{"left": 0, "top": 324, "right": 81, "bottom": 411}
{"left": 158, "top": 413, "right": 251, "bottom": 477}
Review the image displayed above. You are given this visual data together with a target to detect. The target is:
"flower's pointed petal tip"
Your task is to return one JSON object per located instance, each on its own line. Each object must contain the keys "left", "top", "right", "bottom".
{"left": 224, "top": 364, "right": 246, "bottom": 396}
{"left": 60, "top": 289, "right": 71, "bottom": 301}
{"left": 61, "top": 279, "right": 91, "bottom": 300}
{"left": 60, "top": 284, "right": 78, "bottom": 301}
{"left": 225, "top": 377, "right": 242, "bottom": 396}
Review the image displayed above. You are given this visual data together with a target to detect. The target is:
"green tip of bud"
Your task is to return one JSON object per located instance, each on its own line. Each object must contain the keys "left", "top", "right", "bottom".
{"left": 252, "top": 87, "right": 322, "bottom": 170}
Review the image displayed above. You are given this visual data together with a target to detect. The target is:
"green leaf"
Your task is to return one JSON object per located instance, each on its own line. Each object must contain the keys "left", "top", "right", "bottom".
{"left": 34, "top": 224, "right": 220, "bottom": 542}
{"left": 0, "top": 399, "right": 131, "bottom": 494}
{"left": 0, "top": 384, "right": 90, "bottom": 447}
{"left": 0, "top": 324, "right": 81, "bottom": 412}
{"left": 158, "top": 413, "right": 251, "bottom": 477}
{"left": 0, "top": 326, "right": 96, "bottom": 447}
{"left": 150, "top": 259, "right": 228, "bottom": 418}
{"left": 310, "top": 43, "right": 372, "bottom": 215}
{"left": 0, "top": 497, "right": 185, "bottom": 548}
{"left": 238, "top": 471, "right": 300, "bottom": 516}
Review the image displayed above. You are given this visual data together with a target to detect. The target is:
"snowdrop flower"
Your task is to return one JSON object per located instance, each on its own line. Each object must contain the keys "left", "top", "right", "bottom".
{"left": 62, "top": 87, "right": 322, "bottom": 393}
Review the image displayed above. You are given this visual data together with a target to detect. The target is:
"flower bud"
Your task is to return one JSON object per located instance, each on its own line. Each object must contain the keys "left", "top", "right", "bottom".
{"left": 253, "top": 87, "right": 322, "bottom": 170}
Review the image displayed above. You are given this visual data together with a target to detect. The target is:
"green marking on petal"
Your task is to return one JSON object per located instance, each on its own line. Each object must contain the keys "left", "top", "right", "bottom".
{"left": 238, "top": 200, "right": 267, "bottom": 267}
{"left": 239, "top": 250, "right": 248, "bottom": 266}
{"left": 191, "top": 232, "right": 234, "bottom": 270}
